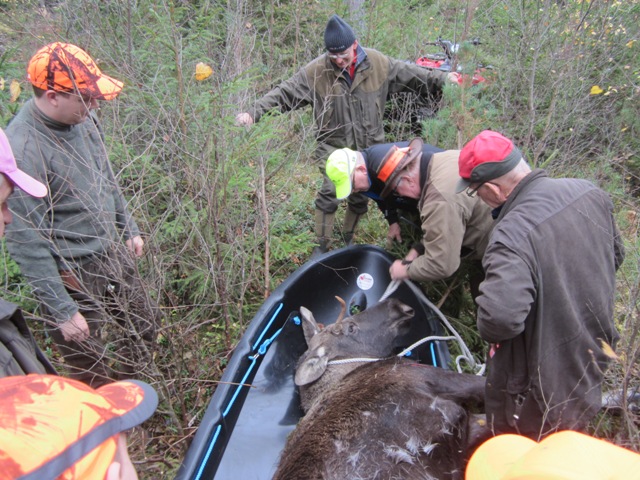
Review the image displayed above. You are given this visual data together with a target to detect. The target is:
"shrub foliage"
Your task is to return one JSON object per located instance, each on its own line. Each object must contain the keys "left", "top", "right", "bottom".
{"left": 1, "top": 0, "right": 638, "bottom": 476}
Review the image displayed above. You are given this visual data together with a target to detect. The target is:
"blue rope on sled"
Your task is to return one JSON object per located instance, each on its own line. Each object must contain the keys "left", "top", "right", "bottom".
{"left": 194, "top": 303, "right": 298, "bottom": 480}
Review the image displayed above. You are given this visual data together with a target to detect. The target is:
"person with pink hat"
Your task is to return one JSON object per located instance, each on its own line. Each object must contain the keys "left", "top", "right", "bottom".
{"left": 0, "top": 127, "right": 55, "bottom": 378}
{"left": 457, "top": 130, "right": 625, "bottom": 438}
{"left": 3, "top": 43, "right": 160, "bottom": 388}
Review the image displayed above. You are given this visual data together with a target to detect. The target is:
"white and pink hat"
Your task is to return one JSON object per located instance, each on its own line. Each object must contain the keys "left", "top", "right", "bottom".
{"left": 0, "top": 128, "right": 47, "bottom": 197}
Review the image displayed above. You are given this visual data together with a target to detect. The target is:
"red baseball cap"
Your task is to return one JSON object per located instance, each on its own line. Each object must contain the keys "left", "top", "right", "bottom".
{"left": 0, "top": 128, "right": 47, "bottom": 198}
{"left": 27, "top": 42, "right": 123, "bottom": 100}
{"left": 456, "top": 130, "right": 523, "bottom": 193}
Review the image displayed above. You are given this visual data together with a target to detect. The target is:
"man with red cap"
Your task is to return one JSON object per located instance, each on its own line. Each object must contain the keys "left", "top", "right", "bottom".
{"left": 457, "top": 130, "right": 625, "bottom": 439}
{"left": 0, "top": 127, "right": 55, "bottom": 378}
{"left": 4, "top": 43, "right": 161, "bottom": 387}
{"left": 236, "top": 14, "right": 454, "bottom": 257}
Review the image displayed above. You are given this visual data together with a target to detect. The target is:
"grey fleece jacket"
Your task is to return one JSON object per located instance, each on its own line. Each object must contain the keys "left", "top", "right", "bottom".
{"left": 5, "top": 99, "right": 139, "bottom": 322}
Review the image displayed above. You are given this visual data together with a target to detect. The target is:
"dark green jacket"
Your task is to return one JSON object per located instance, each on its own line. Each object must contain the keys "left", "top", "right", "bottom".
{"left": 0, "top": 299, "right": 56, "bottom": 377}
{"left": 249, "top": 47, "right": 446, "bottom": 160}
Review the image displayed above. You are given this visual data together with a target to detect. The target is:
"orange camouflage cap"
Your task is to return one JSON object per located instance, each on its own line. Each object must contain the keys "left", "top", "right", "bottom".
{"left": 27, "top": 42, "right": 123, "bottom": 100}
{"left": 0, "top": 374, "right": 157, "bottom": 480}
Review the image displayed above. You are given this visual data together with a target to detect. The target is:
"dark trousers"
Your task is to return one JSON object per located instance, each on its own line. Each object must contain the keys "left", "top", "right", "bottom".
{"left": 45, "top": 246, "right": 160, "bottom": 388}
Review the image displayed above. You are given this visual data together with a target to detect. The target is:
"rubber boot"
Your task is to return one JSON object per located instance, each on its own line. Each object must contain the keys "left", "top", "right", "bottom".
{"left": 310, "top": 209, "right": 335, "bottom": 259}
{"left": 341, "top": 209, "right": 362, "bottom": 246}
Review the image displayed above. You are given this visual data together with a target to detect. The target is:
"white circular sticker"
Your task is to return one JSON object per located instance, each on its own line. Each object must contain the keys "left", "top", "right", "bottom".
{"left": 356, "top": 273, "right": 374, "bottom": 290}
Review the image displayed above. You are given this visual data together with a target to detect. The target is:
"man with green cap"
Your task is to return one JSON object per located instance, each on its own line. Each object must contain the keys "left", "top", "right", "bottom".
{"left": 325, "top": 139, "right": 443, "bottom": 245}
{"left": 236, "top": 14, "right": 452, "bottom": 256}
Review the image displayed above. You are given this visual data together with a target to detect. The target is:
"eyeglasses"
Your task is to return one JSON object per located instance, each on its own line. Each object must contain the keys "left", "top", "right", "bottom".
{"left": 327, "top": 51, "right": 351, "bottom": 60}
{"left": 465, "top": 182, "right": 485, "bottom": 198}
{"left": 58, "top": 90, "right": 96, "bottom": 105}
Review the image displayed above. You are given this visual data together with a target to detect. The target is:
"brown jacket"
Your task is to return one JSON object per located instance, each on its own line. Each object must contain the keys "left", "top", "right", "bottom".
{"left": 478, "top": 170, "right": 624, "bottom": 437}
{"left": 406, "top": 150, "right": 494, "bottom": 282}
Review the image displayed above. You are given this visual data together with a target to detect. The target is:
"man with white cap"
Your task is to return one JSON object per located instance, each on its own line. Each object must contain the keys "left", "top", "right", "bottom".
{"left": 4, "top": 42, "right": 160, "bottom": 387}
{"left": 236, "top": 14, "right": 452, "bottom": 256}
{"left": 325, "top": 139, "right": 444, "bottom": 245}
{"left": 0, "top": 127, "right": 55, "bottom": 377}
{"left": 456, "top": 129, "right": 625, "bottom": 438}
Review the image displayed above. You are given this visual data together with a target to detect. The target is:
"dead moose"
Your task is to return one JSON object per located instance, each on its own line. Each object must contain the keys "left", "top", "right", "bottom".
{"left": 273, "top": 298, "right": 488, "bottom": 480}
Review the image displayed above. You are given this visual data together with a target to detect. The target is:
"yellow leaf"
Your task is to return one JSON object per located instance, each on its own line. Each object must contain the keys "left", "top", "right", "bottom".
{"left": 590, "top": 85, "right": 603, "bottom": 95}
{"left": 9, "top": 79, "right": 21, "bottom": 102}
{"left": 627, "top": 40, "right": 635, "bottom": 48}
{"left": 195, "top": 62, "right": 213, "bottom": 81}
{"left": 600, "top": 339, "right": 618, "bottom": 360}
{"left": 0, "top": 77, "right": 4, "bottom": 90}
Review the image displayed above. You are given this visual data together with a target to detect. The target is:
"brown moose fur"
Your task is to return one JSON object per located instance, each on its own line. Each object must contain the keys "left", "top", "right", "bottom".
{"left": 273, "top": 298, "right": 487, "bottom": 480}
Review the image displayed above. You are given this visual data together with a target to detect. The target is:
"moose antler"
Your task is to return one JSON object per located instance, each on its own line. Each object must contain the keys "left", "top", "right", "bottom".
{"left": 334, "top": 296, "right": 346, "bottom": 323}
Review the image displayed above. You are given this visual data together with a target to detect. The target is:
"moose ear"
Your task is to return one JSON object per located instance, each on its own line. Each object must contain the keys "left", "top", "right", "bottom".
{"left": 300, "top": 306, "right": 321, "bottom": 344}
{"left": 295, "top": 349, "right": 329, "bottom": 386}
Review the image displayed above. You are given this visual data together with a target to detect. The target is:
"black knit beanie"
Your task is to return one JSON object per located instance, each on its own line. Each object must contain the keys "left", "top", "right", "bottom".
{"left": 324, "top": 14, "right": 356, "bottom": 53}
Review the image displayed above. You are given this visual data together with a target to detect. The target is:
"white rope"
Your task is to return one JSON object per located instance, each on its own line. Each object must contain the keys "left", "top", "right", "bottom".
{"left": 395, "top": 335, "right": 457, "bottom": 357}
{"left": 325, "top": 279, "right": 485, "bottom": 375}
{"left": 379, "top": 279, "right": 401, "bottom": 302}
{"left": 383, "top": 279, "right": 485, "bottom": 375}
{"left": 328, "top": 356, "right": 390, "bottom": 365}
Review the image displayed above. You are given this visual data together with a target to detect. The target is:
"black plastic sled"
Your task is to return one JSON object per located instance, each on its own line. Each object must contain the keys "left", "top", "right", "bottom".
{"left": 176, "top": 244, "right": 452, "bottom": 480}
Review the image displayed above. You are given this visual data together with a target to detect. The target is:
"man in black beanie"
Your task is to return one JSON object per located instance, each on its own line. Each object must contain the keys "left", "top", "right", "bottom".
{"left": 236, "top": 14, "right": 452, "bottom": 258}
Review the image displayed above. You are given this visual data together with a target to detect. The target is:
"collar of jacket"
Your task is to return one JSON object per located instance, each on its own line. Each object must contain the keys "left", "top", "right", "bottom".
{"left": 325, "top": 44, "right": 369, "bottom": 76}
{"left": 496, "top": 168, "right": 548, "bottom": 222}
{"left": 29, "top": 99, "right": 73, "bottom": 132}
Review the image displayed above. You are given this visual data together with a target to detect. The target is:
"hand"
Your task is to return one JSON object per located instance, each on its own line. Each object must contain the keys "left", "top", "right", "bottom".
{"left": 389, "top": 259, "right": 410, "bottom": 281}
{"left": 60, "top": 311, "right": 90, "bottom": 342}
{"left": 125, "top": 235, "right": 144, "bottom": 257}
{"left": 405, "top": 248, "right": 420, "bottom": 263}
{"left": 387, "top": 223, "right": 402, "bottom": 243}
{"left": 235, "top": 112, "right": 254, "bottom": 126}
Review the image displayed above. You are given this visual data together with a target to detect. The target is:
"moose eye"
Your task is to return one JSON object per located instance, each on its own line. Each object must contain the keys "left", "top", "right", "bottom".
{"left": 346, "top": 323, "right": 357, "bottom": 334}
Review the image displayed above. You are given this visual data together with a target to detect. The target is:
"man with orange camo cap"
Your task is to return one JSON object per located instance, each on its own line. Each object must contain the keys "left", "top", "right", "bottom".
{"left": 4, "top": 43, "right": 161, "bottom": 388}
{"left": 0, "top": 374, "right": 158, "bottom": 480}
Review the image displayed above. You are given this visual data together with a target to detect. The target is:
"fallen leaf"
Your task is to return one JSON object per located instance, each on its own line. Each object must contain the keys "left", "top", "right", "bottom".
{"left": 590, "top": 85, "right": 603, "bottom": 95}
{"left": 9, "top": 79, "right": 21, "bottom": 102}
{"left": 195, "top": 62, "right": 213, "bottom": 81}
{"left": 600, "top": 339, "right": 619, "bottom": 360}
